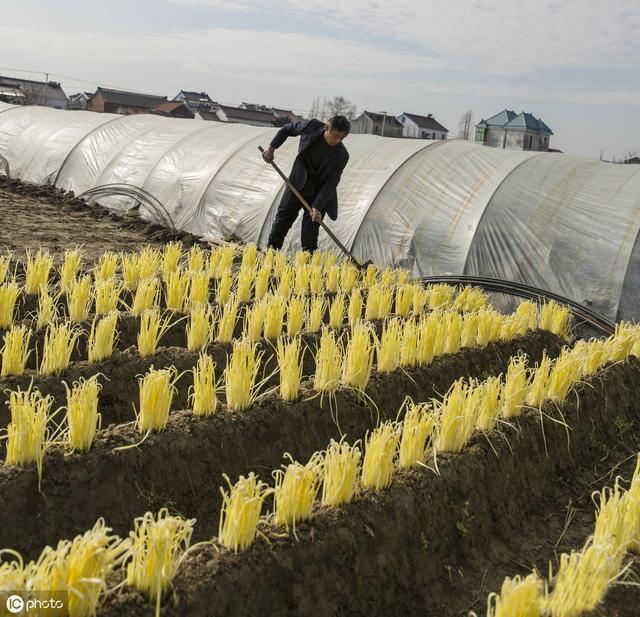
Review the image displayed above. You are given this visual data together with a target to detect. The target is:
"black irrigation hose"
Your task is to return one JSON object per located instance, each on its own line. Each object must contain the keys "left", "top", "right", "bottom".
{"left": 0, "top": 154, "right": 9, "bottom": 179}
{"left": 420, "top": 274, "right": 616, "bottom": 337}
{"left": 77, "top": 183, "right": 176, "bottom": 230}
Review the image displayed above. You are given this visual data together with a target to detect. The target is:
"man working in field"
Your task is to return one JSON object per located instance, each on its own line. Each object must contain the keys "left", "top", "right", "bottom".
{"left": 262, "top": 115, "right": 350, "bottom": 253}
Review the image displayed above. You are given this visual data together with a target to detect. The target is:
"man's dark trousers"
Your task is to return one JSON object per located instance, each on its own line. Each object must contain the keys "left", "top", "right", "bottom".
{"left": 267, "top": 187, "right": 322, "bottom": 252}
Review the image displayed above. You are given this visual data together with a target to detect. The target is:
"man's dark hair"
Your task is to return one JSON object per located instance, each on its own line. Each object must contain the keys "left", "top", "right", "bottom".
{"left": 328, "top": 115, "right": 350, "bottom": 134}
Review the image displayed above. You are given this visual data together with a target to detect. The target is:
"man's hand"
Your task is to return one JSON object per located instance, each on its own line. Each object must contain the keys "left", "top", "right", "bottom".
{"left": 262, "top": 146, "right": 275, "bottom": 163}
{"left": 310, "top": 208, "right": 322, "bottom": 223}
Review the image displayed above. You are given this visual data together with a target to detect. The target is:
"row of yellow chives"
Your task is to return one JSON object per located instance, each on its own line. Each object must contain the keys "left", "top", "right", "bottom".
{"left": 487, "top": 456, "right": 640, "bottom": 617}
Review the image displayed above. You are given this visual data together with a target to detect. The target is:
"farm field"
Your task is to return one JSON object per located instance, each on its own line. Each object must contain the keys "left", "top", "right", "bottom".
{"left": 1, "top": 178, "right": 640, "bottom": 617}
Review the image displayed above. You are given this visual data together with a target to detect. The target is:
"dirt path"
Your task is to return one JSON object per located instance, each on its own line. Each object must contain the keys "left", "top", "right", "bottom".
{"left": 0, "top": 178, "right": 200, "bottom": 261}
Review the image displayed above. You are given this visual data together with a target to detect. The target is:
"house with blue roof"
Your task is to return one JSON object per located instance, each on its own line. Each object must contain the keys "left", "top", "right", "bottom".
{"left": 475, "top": 109, "right": 553, "bottom": 151}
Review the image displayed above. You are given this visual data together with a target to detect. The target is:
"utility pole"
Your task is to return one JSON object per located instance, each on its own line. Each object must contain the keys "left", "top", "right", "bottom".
{"left": 380, "top": 111, "right": 387, "bottom": 137}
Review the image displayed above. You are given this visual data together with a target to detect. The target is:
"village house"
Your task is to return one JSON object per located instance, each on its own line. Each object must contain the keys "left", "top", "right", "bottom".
{"left": 87, "top": 87, "right": 167, "bottom": 115}
{"left": 396, "top": 112, "right": 449, "bottom": 140}
{"left": 350, "top": 111, "right": 404, "bottom": 137}
{"left": 0, "top": 75, "right": 68, "bottom": 109}
{"left": 475, "top": 109, "right": 553, "bottom": 151}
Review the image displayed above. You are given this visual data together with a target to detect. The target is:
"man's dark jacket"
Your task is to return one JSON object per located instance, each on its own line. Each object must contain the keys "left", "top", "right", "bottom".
{"left": 270, "top": 118, "right": 349, "bottom": 221}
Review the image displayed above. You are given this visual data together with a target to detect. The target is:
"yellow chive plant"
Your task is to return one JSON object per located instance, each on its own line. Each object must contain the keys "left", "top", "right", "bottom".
{"left": 217, "top": 296, "right": 239, "bottom": 343}
{"left": 326, "top": 265, "right": 340, "bottom": 294}
{"left": 341, "top": 322, "right": 376, "bottom": 390}
{"left": 138, "top": 308, "right": 172, "bottom": 358}
{"left": 59, "top": 247, "right": 83, "bottom": 292}
{"left": 236, "top": 267, "right": 254, "bottom": 303}
{"left": 398, "top": 399, "right": 435, "bottom": 468}
{"left": 216, "top": 270, "right": 233, "bottom": 305}
{"left": 187, "top": 245, "right": 206, "bottom": 273}
{"left": 501, "top": 352, "right": 529, "bottom": 418}
{"left": 162, "top": 241, "right": 183, "bottom": 282}
{"left": 329, "top": 293, "right": 345, "bottom": 329}
{"left": 347, "top": 287, "right": 363, "bottom": 326}
{"left": 164, "top": 268, "right": 190, "bottom": 312}
{"left": 339, "top": 261, "right": 359, "bottom": 293}
{"left": 189, "top": 270, "right": 210, "bottom": 308}
{"left": 254, "top": 265, "right": 271, "bottom": 300}
{"left": 314, "top": 327, "right": 342, "bottom": 393}
{"left": 277, "top": 264, "right": 294, "bottom": 298}
{"left": 377, "top": 318, "right": 403, "bottom": 373}
{"left": 131, "top": 277, "right": 160, "bottom": 317}
{"left": 127, "top": 509, "right": 195, "bottom": 617}
{"left": 294, "top": 263, "right": 310, "bottom": 296}
{"left": 0, "top": 279, "right": 20, "bottom": 329}
{"left": 486, "top": 573, "right": 544, "bottom": 617}
{"left": 243, "top": 300, "right": 267, "bottom": 343}
{"left": 137, "top": 366, "right": 179, "bottom": 433}
{"left": 452, "top": 285, "right": 488, "bottom": 312}
{"left": 0, "top": 251, "right": 11, "bottom": 284}
{"left": 394, "top": 284, "right": 413, "bottom": 317}
{"left": 24, "top": 248, "right": 53, "bottom": 294}
{"left": 277, "top": 335, "right": 303, "bottom": 401}
{"left": 137, "top": 246, "right": 161, "bottom": 280}
{"left": 321, "top": 438, "right": 361, "bottom": 507}
{"left": 286, "top": 295, "right": 306, "bottom": 336}
{"left": 94, "top": 251, "right": 119, "bottom": 282}
{"left": 361, "top": 422, "right": 402, "bottom": 490}
{"left": 306, "top": 295, "right": 326, "bottom": 333}
{"left": 224, "top": 339, "right": 262, "bottom": 411}
{"left": 64, "top": 376, "right": 102, "bottom": 452}
{"left": 95, "top": 277, "right": 123, "bottom": 316}
{"left": 273, "top": 454, "right": 322, "bottom": 531}
{"left": 186, "top": 304, "right": 215, "bottom": 351}
{"left": 400, "top": 319, "right": 421, "bottom": 368}
{"left": 190, "top": 353, "right": 218, "bottom": 416}
{"left": 40, "top": 322, "right": 81, "bottom": 375}
{"left": 88, "top": 311, "right": 119, "bottom": 362}
{"left": 218, "top": 473, "right": 272, "bottom": 552}
{"left": 66, "top": 275, "right": 93, "bottom": 323}
{"left": 1, "top": 325, "right": 32, "bottom": 376}
{"left": 434, "top": 378, "right": 477, "bottom": 453}
{"left": 240, "top": 243, "right": 258, "bottom": 270}
{"left": 263, "top": 294, "right": 286, "bottom": 340}
{"left": 121, "top": 252, "right": 141, "bottom": 292}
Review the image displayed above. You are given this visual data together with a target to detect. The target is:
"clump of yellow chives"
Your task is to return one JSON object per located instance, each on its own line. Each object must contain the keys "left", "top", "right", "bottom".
{"left": 294, "top": 262, "right": 310, "bottom": 295}
{"left": 546, "top": 348, "right": 582, "bottom": 402}
{"left": 59, "top": 247, "right": 83, "bottom": 292}
{"left": 127, "top": 508, "right": 195, "bottom": 617}
{"left": 88, "top": 311, "right": 118, "bottom": 362}
{"left": 224, "top": 338, "right": 262, "bottom": 411}
{"left": 314, "top": 327, "right": 342, "bottom": 392}
{"left": 217, "top": 296, "right": 239, "bottom": 343}
{"left": 64, "top": 375, "right": 101, "bottom": 453}
{"left": 219, "top": 473, "right": 272, "bottom": 552}
{"left": 399, "top": 318, "right": 420, "bottom": 367}
{"left": 514, "top": 300, "right": 538, "bottom": 332}
{"left": 347, "top": 287, "right": 363, "bottom": 326}
{"left": 434, "top": 378, "right": 477, "bottom": 453}
{"left": 0, "top": 251, "right": 11, "bottom": 284}
{"left": 328, "top": 293, "right": 346, "bottom": 329}
{"left": 243, "top": 300, "right": 266, "bottom": 343}
{"left": 254, "top": 264, "right": 271, "bottom": 300}
{"left": 341, "top": 321, "right": 376, "bottom": 390}
{"left": 95, "top": 277, "right": 123, "bottom": 316}
{"left": 443, "top": 311, "right": 463, "bottom": 354}
{"left": 461, "top": 312, "right": 479, "bottom": 348}
{"left": 236, "top": 266, "right": 254, "bottom": 304}
{"left": 186, "top": 304, "right": 215, "bottom": 351}
{"left": 190, "top": 353, "right": 218, "bottom": 416}
{"left": 188, "top": 269, "right": 211, "bottom": 308}
{"left": 361, "top": 422, "right": 401, "bottom": 490}
{"left": 286, "top": 295, "right": 306, "bottom": 336}
{"left": 137, "top": 366, "right": 179, "bottom": 432}
{"left": 306, "top": 295, "right": 326, "bottom": 333}
{"left": 622, "top": 455, "right": 640, "bottom": 551}
{"left": 326, "top": 265, "right": 340, "bottom": 293}
{"left": 263, "top": 293, "right": 287, "bottom": 339}
{"left": 543, "top": 542, "right": 622, "bottom": 617}
{"left": 120, "top": 251, "right": 141, "bottom": 292}
{"left": 1, "top": 325, "right": 32, "bottom": 376}
{"left": 339, "top": 261, "right": 359, "bottom": 293}
{"left": 40, "top": 322, "right": 82, "bottom": 375}
{"left": 398, "top": 269, "right": 409, "bottom": 284}
{"left": 453, "top": 285, "right": 488, "bottom": 312}
{"left": 501, "top": 353, "right": 529, "bottom": 418}
{"left": 604, "top": 325, "right": 636, "bottom": 363}
{"left": 574, "top": 339, "right": 605, "bottom": 377}
{"left": 380, "top": 266, "right": 396, "bottom": 287}
{"left": 66, "top": 274, "right": 93, "bottom": 322}
{"left": 294, "top": 249, "right": 310, "bottom": 268}
{"left": 370, "top": 283, "right": 394, "bottom": 320}
{"left": 187, "top": 244, "right": 206, "bottom": 273}
{"left": 138, "top": 246, "right": 162, "bottom": 280}
{"left": 277, "top": 264, "right": 294, "bottom": 298}
{"left": 277, "top": 335, "right": 303, "bottom": 401}
{"left": 476, "top": 308, "right": 503, "bottom": 346}
{"left": 216, "top": 270, "right": 233, "bottom": 305}
{"left": 208, "top": 247, "right": 223, "bottom": 279}
{"left": 539, "top": 300, "right": 571, "bottom": 338}
{"left": 131, "top": 276, "right": 160, "bottom": 317}
{"left": 93, "top": 251, "right": 119, "bottom": 282}
{"left": 321, "top": 250, "right": 337, "bottom": 271}
{"left": 377, "top": 318, "right": 403, "bottom": 373}
{"left": 3, "top": 385, "right": 54, "bottom": 485}
{"left": 399, "top": 399, "right": 435, "bottom": 468}
{"left": 414, "top": 312, "right": 436, "bottom": 366}
{"left": 592, "top": 482, "right": 627, "bottom": 554}
{"left": 138, "top": 308, "right": 172, "bottom": 357}
{"left": 162, "top": 240, "right": 183, "bottom": 281}
{"left": 394, "top": 284, "right": 413, "bottom": 317}
{"left": 525, "top": 353, "right": 553, "bottom": 407}
{"left": 273, "top": 250, "right": 288, "bottom": 278}
{"left": 411, "top": 284, "right": 428, "bottom": 315}
{"left": 240, "top": 243, "right": 258, "bottom": 269}
{"left": 35, "top": 285, "right": 57, "bottom": 330}
{"left": 164, "top": 268, "right": 190, "bottom": 312}
{"left": 427, "top": 283, "right": 455, "bottom": 310}
{"left": 273, "top": 454, "right": 322, "bottom": 531}
{"left": 321, "top": 438, "right": 361, "bottom": 506}
{"left": 476, "top": 376, "right": 502, "bottom": 431}
{"left": 309, "top": 264, "right": 324, "bottom": 295}
{"left": 486, "top": 573, "right": 543, "bottom": 617}
{"left": 0, "top": 279, "right": 20, "bottom": 329}
{"left": 362, "top": 263, "right": 377, "bottom": 289}
{"left": 24, "top": 248, "right": 54, "bottom": 294}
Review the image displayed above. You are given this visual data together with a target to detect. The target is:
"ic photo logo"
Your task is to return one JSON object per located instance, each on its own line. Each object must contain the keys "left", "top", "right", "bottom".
{"left": 6, "top": 595, "right": 24, "bottom": 613}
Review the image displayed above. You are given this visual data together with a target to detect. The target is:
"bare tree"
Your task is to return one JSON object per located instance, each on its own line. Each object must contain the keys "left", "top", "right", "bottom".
{"left": 326, "top": 96, "right": 357, "bottom": 121}
{"left": 456, "top": 110, "right": 474, "bottom": 140}
{"left": 308, "top": 96, "right": 321, "bottom": 120}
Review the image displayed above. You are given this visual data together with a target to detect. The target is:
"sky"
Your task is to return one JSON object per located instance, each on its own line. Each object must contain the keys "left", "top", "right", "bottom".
{"left": 0, "top": 0, "right": 638, "bottom": 159}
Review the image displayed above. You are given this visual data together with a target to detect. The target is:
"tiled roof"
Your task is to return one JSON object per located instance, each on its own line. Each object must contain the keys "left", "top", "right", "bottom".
{"left": 219, "top": 105, "right": 275, "bottom": 124}
{"left": 400, "top": 112, "right": 449, "bottom": 132}
{"left": 361, "top": 111, "right": 403, "bottom": 128}
{"left": 0, "top": 75, "right": 68, "bottom": 101}
{"left": 95, "top": 87, "right": 167, "bottom": 108}
{"left": 477, "top": 109, "right": 553, "bottom": 134}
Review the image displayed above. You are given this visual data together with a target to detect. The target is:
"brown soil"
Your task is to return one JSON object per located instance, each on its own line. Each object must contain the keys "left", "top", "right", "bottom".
{"left": 96, "top": 357, "right": 640, "bottom": 617}
{"left": 0, "top": 331, "right": 561, "bottom": 559}
{"left": 0, "top": 178, "right": 201, "bottom": 262}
